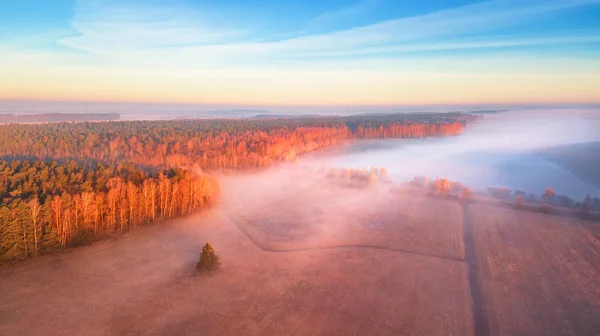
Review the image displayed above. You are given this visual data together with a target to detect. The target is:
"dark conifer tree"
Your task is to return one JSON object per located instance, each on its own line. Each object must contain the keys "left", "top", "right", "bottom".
{"left": 196, "top": 242, "right": 221, "bottom": 272}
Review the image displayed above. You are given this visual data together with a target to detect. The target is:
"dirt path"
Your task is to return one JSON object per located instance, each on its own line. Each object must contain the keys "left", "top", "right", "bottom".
{"left": 462, "top": 203, "right": 491, "bottom": 336}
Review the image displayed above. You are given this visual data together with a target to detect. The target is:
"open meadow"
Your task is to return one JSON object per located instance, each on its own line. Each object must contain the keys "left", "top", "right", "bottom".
{"left": 230, "top": 173, "right": 464, "bottom": 261}
{"left": 0, "top": 171, "right": 474, "bottom": 336}
{"left": 1, "top": 166, "right": 599, "bottom": 335}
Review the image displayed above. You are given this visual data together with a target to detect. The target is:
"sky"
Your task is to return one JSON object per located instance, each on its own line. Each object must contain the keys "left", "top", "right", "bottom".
{"left": 1, "top": 0, "right": 599, "bottom": 105}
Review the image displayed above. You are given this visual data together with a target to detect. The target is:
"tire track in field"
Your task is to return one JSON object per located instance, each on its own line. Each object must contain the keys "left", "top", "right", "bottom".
{"left": 462, "top": 203, "right": 491, "bottom": 336}
{"left": 224, "top": 212, "right": 465, "bottom": 263}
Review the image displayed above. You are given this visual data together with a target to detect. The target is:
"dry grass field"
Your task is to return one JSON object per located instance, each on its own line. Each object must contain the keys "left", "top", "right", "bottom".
{"left": 471, "top": 204, "right": 600, "bottom": 336}
{"left": 3, "top": 167, "right": 597, "bottom": 336}
{"left": 231, "top": 174, "right": 464, "bottom": 261}
{"left": 0, "top": 172, "right": 473, "bottom": 336}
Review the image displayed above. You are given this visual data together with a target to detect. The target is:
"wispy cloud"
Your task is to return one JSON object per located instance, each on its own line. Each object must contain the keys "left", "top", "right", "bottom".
{"left": 58, "top": 0, "right": 247, "bottom": 54}
{"left": 251, "top": 0, "right": 384, "bottom": 43}
{"left": 2, "top": 0, "right": 600, "bottom": 104}
{"left": 2, "top": 0, "right": 599, "bottom": 89}
{"left": 55, "top": 0, "right": 600, "bottom": 65}
{"left": 220, "top": 0, "right": 599, "bottom": 57}
{"left": 269, "top": 34, "right": 600, "bottom": 58}
{"left": 306, "top": 0, "right": 383, "bottom": 31}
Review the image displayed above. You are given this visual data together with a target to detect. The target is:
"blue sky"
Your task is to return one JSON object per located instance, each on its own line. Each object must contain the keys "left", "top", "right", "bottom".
{"left": 1, "top": 0, "right": 599, "bottom": 104}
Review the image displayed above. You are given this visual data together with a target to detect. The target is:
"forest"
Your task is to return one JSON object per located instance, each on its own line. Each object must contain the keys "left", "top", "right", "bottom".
{"left": 0, "top": 160, "right": 218, "bottom": 260}
{"left": 0, "top": 113, "right": 472, "bottom": 171}
{"left": 0, "top": 113, "right": 474, "bottom": 261}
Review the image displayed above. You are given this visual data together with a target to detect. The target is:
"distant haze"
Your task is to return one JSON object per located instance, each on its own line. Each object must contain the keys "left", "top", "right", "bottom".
{"left": 1, "top": 100, "right": 598, "bottom": 120}
{"left": 298, "top": 108, "right": 600, "bottom": 200}
{"left": 1, "top": 100, "right": 598, "bottom": 199}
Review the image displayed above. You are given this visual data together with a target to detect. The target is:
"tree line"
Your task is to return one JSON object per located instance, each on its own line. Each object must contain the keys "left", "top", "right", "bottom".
{"left": 0, "top": 160, "right": 218, "bottom": 261}
{"left": 0, "top": 113, "right": 473, "bottom": 171}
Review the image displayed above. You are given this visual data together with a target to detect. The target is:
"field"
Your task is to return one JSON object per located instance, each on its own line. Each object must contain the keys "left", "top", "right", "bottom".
{"left": 232, "top": 180, "right": 464, "bottom": 261}
{"left": 470, "top": 204, "right": 600, "bottom": 336}
{"left": 2, "top": 168, "right": 599, "bottom": 335}
{"left": 0, "top": 171, "right": 473, "bottom": 336}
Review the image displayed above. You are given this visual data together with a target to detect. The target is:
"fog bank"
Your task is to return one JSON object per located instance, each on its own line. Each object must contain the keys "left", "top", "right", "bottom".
{"left": 299, "top": 108, "right": 600, "bottom": 200}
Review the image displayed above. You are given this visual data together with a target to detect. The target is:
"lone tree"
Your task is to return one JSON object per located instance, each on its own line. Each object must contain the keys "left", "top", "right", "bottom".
{"left": 196, "top": 242, "right": 221, "bottom": 272}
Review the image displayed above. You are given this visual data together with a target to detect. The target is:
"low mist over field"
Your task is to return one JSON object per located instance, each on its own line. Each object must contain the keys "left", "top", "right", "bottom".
{"left": 2, "top": 101, "right": 597, "bottom": 199}
{"left": 0, "top": 169, "right": 474, "bottom": 336}
{"left": 1, "top": 108, "right": 599, "bottom": 335}
{"left": 2, "top": 156, "right": 599, "bottom": 335}
{"left": 300, "top": 108, "right": 600, "bottom": 200}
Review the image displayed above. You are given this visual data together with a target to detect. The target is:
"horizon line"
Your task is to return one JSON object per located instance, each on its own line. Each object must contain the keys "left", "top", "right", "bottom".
{"left": 2, "top": 98, "right": 599, "bottom": 108}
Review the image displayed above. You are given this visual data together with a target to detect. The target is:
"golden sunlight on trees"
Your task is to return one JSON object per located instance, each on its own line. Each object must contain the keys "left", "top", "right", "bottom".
{"left": 433, "top": 178, "right": 452, "bottom": 195}
{"left": 0, "top": 160, "right": 218, "bottom": 261}
{"left": 26, "top": 198, "right": 42, "bottom": 255}
{"left": 0, "top": 114, "right": 472, "bottom": 172}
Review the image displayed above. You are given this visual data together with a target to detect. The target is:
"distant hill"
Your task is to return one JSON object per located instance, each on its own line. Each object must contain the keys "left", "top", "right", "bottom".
{"left": 0, "top": 113, "right": 120, "bottom": 123}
